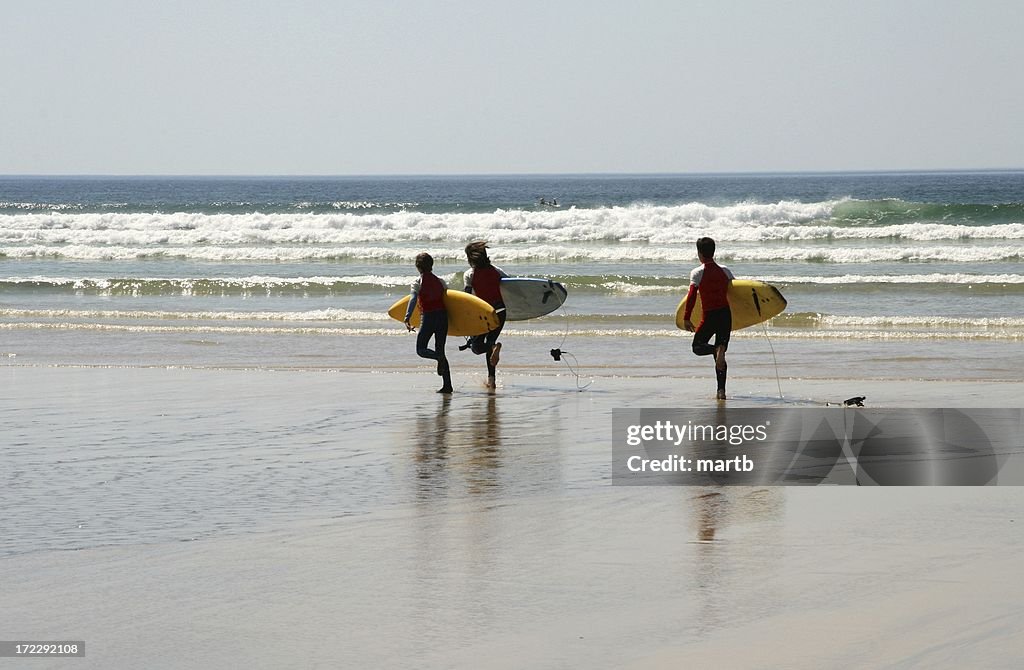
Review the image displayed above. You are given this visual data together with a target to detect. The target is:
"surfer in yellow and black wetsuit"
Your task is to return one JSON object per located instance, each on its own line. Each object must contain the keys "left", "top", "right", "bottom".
{"left": 462, "top": 240, "right": 509, "bottom": 389}
{"left": 404, "top": 252, "right": 453, "bottom": 393}
{"left": 682, "top": 237, "right": 735, "bottom": 400}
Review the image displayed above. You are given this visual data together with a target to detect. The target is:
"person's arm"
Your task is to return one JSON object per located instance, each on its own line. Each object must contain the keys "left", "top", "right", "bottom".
{"left": 403, "top": 277, "right": 421, "bottom": 328}
{"left": 682, "top": 268, "right": 702, "bottom": 332}
{"left": 682, "top": 284, "right": 699, "bottom": 331}
{"left": 463, "top": 267, "right": 474, "bottom": 294}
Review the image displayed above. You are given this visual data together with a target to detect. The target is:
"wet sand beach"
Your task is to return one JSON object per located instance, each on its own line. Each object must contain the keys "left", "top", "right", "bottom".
{"left": 3, "top": 365, "right": 1023, "bottom": 668}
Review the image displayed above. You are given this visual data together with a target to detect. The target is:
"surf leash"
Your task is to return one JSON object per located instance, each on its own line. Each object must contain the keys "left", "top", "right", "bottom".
{"left": 760, "top": 321, "right": 785, "bottom": 402}
{"left": 550, "top": 303, "right": 592, "bottom": 392}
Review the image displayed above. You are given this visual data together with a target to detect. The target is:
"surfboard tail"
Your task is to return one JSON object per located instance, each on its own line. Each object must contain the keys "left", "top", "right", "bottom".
{"left": 769, "top": 285, "right": 788, "bottom": 310}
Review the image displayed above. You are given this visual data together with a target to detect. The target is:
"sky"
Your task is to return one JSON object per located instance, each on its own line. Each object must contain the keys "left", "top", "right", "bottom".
{"left": 2, "top": 0, "right": 1023, "bottom": 175}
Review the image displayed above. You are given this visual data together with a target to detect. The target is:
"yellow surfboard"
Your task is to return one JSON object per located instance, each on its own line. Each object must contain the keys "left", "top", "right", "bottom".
{"left": 388, "top": 290, "right": 500, "bottom": 337}
{"left": 675, "top": 279, "right": 787, "bottom": 331}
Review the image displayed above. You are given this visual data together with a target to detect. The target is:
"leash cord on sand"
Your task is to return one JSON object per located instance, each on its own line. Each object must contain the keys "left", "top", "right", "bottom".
{"left": 761, "top": 321, "right": 784, "bottom": 402}
{"left": 553, "top": 303, "right": 591, "bottom": 392}
{"left": 560, "top": 351, "right": 592, "bottom": 392}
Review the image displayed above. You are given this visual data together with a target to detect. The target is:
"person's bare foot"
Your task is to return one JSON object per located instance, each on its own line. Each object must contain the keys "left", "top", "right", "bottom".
{"left": 485, "top": 376, "right": 496, "bottom": 388}
{"left": 716, "top": 389, "right": 727, "bottom": 400}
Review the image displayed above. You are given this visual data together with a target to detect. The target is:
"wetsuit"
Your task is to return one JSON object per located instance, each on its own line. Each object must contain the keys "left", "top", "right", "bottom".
{"left": 405, "top": 272, "right": 451, "bottom": 386}
{"left": 464, "top": 264, "right": 508, "bottom": 377}
{"left": 683, "top": 260, "right": 735, "bottom": 392}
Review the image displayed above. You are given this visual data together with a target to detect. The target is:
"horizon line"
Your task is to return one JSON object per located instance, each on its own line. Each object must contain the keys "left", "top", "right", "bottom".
{"left": 2, "top": 167, "right": 1024, "bottom": 179}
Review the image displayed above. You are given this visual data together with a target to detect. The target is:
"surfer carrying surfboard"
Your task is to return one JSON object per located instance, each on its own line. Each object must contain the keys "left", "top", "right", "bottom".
{"left": 681, "top": 237, "right": 735, "bottom": 400}
{"left": 463, "top": 240, "right": 509, "bottom": 388}
{"left": 404, "top": 252, "right": 454, "bottom": 394}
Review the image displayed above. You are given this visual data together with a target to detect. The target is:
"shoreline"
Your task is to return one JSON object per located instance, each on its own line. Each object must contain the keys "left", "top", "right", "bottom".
{"left": 5, "top": 364, "right": 1024, "bottom": 406}
{"left": 6, "top": 362, "right": 1024, "bottom": 384}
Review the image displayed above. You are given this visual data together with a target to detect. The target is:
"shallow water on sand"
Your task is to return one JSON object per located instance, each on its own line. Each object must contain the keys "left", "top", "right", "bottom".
{"left": 4, "top": 366, "right": 1023, "bottom": 558}
{"left": 4, "top": 365, "right": 1024, "bottom": 668}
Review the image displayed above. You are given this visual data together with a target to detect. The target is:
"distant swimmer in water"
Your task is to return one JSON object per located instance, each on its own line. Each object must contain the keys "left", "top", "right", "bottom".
{"left": 404, "top": 252, "right": 453, "bottom": 394}
{"left": 539, "top": 197, "right": 547, "bottom": 206}
{"left": 681, "top": 237, "right": 735, "bottom": 400}
{"left": 462, "top": 240, "right": 509, "bottom": 389}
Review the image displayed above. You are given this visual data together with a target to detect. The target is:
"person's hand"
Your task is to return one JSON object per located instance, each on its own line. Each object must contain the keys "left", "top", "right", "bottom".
{"left": 404, "top": 319, "right": 415, "bottom": 332}
{"left": 683, "top": 319, "right": 695, "bottom": 332}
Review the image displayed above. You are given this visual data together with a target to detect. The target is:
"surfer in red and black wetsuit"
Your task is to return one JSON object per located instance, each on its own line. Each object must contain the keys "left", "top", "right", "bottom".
{"left": 682, "top": 237, "right": 735, "bottom": 400}
{"left": 404, "top": 252, "right": 453, "bottom": 393}
{"left": 463, "top": 240, "right": 509, "bottom": 389}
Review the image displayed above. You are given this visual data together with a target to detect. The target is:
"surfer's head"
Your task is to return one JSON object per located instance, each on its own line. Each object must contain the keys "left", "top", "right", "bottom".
{"left": 415, "top": 252, "right": 434, "bottom": 273}
{"left": 465, "top": 240, "right": 491, "bottom": 268}
{"left": 696, "top": 237, "right": 716, "bottom": 261}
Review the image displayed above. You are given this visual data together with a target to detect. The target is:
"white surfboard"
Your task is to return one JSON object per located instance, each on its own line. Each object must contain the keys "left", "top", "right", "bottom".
{"left": 499, "top": 278, "right": 568, "bottom": 321}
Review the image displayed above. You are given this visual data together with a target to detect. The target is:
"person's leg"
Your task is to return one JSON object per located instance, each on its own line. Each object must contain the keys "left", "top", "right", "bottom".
{"left": 416, "top": 313, "right": 439, "bottom": 360}
{"left": 485, "top": 310, "right": 506, "bottom": 381}
{"left": 691, "top": 317, "right": 716, "bottom": 356}
{"left": 713, "top": 309, "right": 732, "bottom": 399}
{"left": 416, "top": 312, "right": 452, "bottom": 392}
{"left": 435, "top": 313, "right": 452, "bottom": 392}
{"left": 715, "top": 355, "right": 728, "bottom": 399}
{"left": 693, "top": 309, "right": 730, "bottom": 397}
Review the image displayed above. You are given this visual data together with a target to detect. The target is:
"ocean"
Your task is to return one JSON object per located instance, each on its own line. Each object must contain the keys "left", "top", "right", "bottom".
{"left": 2, "top": 172, "right": 1023, "bottom": 379}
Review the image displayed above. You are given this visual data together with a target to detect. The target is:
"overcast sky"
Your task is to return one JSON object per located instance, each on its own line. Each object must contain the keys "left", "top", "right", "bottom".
{"left": 2, "top": 0, "right": 1022, "bottom": 175}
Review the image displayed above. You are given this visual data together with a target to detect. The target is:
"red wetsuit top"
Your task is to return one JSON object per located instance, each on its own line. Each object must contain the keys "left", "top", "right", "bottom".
{"left": 683, "top": 260, "right": 735, "bottom": 322}
{"left": 406, "top": 271, "right": 447, "bottom": 319}
{"left": 464, "top": 265, "right": 507, "bottom": 307}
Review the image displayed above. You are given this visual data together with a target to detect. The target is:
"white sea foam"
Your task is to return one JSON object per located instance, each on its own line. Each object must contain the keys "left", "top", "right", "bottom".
{"left": 590, "top": 274, "right": 1024, "bottom": 293}
{"left": 775, "top": 314, "right": 1024, "bottom": 329}
{"left": 3, "top": 320, "right": 1022, "bottom": 341}
{"left": 816, "top": 315, "right": 1024, "bottom": 328}
{"left": 762, "top": 273, "right": 1024, "bottom": 284}
{"left": 6, "top": 308, "right": 1018, "bottom": 330}
{"left": 596, "top": 281, "right": 685, "bottom": 294}
{"left": 0, "top": 274, "right": 431, "bottom": 295}
{"left": 1, "top": 274, "right": 408, "bottom": 286}
{"left": 2, "top": 204, "right": 1023, "bottom": 248}
{"left": 3, "top": 243, "right": 1022, "bottom": 264}
{"left": 0, "top": 307, "right": 390, "bottom": 322}
{"left": 0, "top": 322, "right": 401, "bottom": 336}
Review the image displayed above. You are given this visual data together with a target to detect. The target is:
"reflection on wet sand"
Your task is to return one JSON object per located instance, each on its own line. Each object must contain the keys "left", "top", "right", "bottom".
{"left": 464, "top": 394, "right": 502, "bottom": 494}
{"left": 688, "top": 486, "right": 786, "bottom": 635}
{"left": 678, "top": 401, "right": 789, "bottom": 633}
{"left": 694, "top": 490, "right": 724, "bottom": 543}
{"left": 407, "top": 389, "right": 570, "bottom": 502}
{"left": 408, "top": 393, "right": 510, "bottom": 638}
{"left": 413, "top": 395, "right": 452, "bottom": 497}
{"left": 412, "top": 394, "right": 504, "bottom": 500}
{"left": 689, "top": 488, "right": 785, "bottom": 543}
